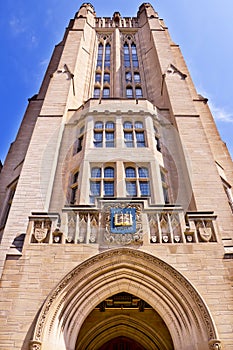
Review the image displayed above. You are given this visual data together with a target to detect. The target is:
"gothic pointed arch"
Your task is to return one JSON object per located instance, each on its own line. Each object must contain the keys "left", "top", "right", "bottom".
{"left": 30, "top": 248, "right": 220, "bottom": 350}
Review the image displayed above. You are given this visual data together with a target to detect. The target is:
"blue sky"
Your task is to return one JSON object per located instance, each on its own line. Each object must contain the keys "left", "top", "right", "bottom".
{"left": 0, "top": 0, "right": 233, "bottom": 162}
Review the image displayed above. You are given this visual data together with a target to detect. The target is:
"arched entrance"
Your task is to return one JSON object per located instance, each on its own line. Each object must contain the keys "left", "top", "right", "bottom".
{"left": 30, "top": 248, "right": 220, "bottom": 350}
{"left": 76, "top": 292, "right": 173, "bottom": 349}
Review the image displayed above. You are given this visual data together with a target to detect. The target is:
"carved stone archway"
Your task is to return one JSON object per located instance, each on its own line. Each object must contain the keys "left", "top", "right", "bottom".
{"left": 30, "top": 248, "right": 221, "bottom": 350}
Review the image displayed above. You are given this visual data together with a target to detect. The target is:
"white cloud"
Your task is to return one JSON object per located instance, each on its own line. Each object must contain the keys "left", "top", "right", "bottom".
{"left": 9, "top": 15, "right": 26, "bottom": 35}
{"left": 197, "top": 87, "right": 233, "bottom": 123}
{"left": 209, "top": 102, "right": 233, "bottom": 124}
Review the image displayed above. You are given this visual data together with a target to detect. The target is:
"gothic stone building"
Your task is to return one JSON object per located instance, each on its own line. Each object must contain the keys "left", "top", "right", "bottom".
{"left": 0, "top": 3, "right": 233, "bottom": 350}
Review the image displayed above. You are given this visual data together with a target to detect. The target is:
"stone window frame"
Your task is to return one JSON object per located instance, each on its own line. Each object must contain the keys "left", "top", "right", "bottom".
{"left": 124, "top": 164, "right": 151, "bottom": 198}
{"left": 123, "top": 120, "right": 146, "bottom": 148}
{"left": 93, "top": 120, "right": 115, "bottom": 148}
{"left": 94, "top": 35, "right": 112, "bottom": 99}
{"left": 90, "top": 164, "right": 116, "bottom": 203}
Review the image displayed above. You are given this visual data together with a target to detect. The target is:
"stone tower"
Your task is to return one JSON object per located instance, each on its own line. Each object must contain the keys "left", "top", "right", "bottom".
{"left": 0, "top": 3, "right": 232, "bottom": 350}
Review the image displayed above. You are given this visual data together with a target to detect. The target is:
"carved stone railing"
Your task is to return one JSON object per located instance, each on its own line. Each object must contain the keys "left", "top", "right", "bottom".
{"left": 148, "top": 210, "right": 218, "bottom": 244}
{"left": 28, "top": 207, "right": 218, "bottom": 246}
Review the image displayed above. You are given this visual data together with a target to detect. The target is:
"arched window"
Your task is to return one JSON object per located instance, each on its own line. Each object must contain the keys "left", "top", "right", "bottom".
{"left": 138, "top": 167, "right": 149, "bottom": 178}
{"left": 94, "top": 121, "right": 103, "bottom": 129}
{"left": 105, "top": 44, "right": 111, "bottom": 68}
{"left": 125, "top": 167, "right": 136, "bottom": 178}
{"left": 135, "top": 87, "right": 143, "bottom": 98}
{"left": 126, "top": 87, "right": 133, "bottom": 98}
{"left": 135, "top": 121, "right": 143, "bottom": 129}
{"left": 91, "top": 167, "right": 101, "bottom": 178}
{"left": 103, "top": 87, "right": 110, "bottom": 98}
{"left": 104, "top": 167, "right": 114, "bottom": 178}
{"left": 123, "top": 121, "right": 133, "bottom": 129}
{"left": 96, "top": 44, "right": 103, "bottom": 68}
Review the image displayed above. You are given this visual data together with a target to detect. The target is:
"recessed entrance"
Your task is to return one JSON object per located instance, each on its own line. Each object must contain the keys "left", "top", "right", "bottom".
{"left": 98, "top": 336, "right": 145, "bottom": 350}
{"left": 76, "top": 292, "right": 174, "bottom": 350}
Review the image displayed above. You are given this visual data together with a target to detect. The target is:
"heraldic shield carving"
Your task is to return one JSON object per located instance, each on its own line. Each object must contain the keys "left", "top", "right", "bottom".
{"left": 104, "top": 204, "right": 143, "bottom": 245}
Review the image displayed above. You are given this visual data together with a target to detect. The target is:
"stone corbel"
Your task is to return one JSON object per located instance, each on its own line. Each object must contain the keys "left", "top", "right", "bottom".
{"left": 166, "top": 63, "right": 187, "bottom": 80}
{"left": 209, "top": 339, "right": 222, "bottom": 350}
{"left": 30, "top": 340, "right": 42, "bottom": 350}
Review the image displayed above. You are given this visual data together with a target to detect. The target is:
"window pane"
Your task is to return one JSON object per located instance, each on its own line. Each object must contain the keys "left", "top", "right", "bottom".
{"left": 125, "top": 167, "right": 136, "bottom": 178}
{"left": 106, "top": 132, "right": 114, "bottom": 147}
{"left": 95, "top": 73, "right": 101, "bottom": 83}
{"left": 104, "top": 181, "right": 114, "bottom": 196}
{"left": 124, "top": 44, "right": 129, "bottom": 53}
{"left": 104, "top": 167, "right": 114, "bottom": 178}
{"left": 94, "top": 88, "right": 100, "bottom": 98}
{"left": 126, "top": 87, "right": 133, "bottom": 98}
{"left": 135, "top": 87, "right": 142, "bottom": 97}
{"left": 91, "top": 167, "right": 101, "bottom": 178}
{"left": 134, "top": 72, "right": 140, "bottom": 83}
{"left": 124, "top": 121, "right": 133, "bottom": 129}
{"left": 126, "top": 181, "right": 137, "bottom": 196}
{"left": 138, "top": 167, "right": 149, "bottom": 178}
{"left": 90, "top": 181, "right": 100, "bottom": 195}
{"left": 126, "top": 72, "right": 132, "bottom": 82}
{"left": 103, "top": 88, "right": 110, "bottom": 98}
{"left": 136, "top": 132, "right": 144, "bottom": 141}
{"left": 124, "top": 60, "right": 131, "bottom": 68}
{"left": 131, "top": 44, "right": 137, "bottom": 55}
{"left": 95, "top": 121, "right": 103, "bottom": 129}
{"left": 140, "top": 182, "right": 150, "bottom": 196}
{"left": 94, "top": 132, "right": 103, "bottom": 141}
{"left": 124, "top": 132, "right": 133, "bottom": 147}
{"left": 136, "top": 132, "right": 145, "bottom": 147}
{"left": 105, "top": 121, "right": 115, "bottom": 129}
{"left": 135, "top": 121, "right": 143, "bottom": 129}
{"left": 104, "top": 73, "right": 110, "bottom": 83}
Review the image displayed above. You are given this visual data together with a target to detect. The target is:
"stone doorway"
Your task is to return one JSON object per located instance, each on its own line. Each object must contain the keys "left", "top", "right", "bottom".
{"left": 75, "top": 292, "right": 174, "bottom": 350}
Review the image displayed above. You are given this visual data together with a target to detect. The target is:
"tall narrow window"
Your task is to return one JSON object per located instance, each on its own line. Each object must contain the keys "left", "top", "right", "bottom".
{"left": 104, "top": 167, "right": 114, "bottom": 197}
{"left": 131, "top": 44, "right": 139, "bottom": 67}
{"left": 94, "top": 121, "right": 103, "bottom": 148}
{"left": 70, "top": 171, "right": 79, "bottom": 204}
{"left": 104, "top": 44, "right": 111, "bottom": 68}
{"left": 161, "top": 170, "right": 169, "bottom": 204}
{"left": 124, "top": 43, "right": 130, "bottom": 68}
{"left": 94, "top": 40, "right": 111, "bottom": 98}
{"left": 96, "top": 44, "right": 103, "bottom": 69}
{"left": 123, "top": 39, "right": 143, "bottom": 98}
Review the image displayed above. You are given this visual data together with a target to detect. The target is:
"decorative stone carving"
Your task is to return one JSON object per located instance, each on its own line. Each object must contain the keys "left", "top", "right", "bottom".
{"left": 30, "top": 340, "right": 42, "bottom": 350}
{"left": 33, "top": 248, "right": 218, "bottom": 343}
{"left": 104, "top": 204, "right": 143, "bottom": 245}
{"left": 196, "top": 220, "right": 213, "bottom": 242}
{"left": 209, "top": 339, "right": 222, "bottom": 350}
{"left": 32, "top": 220, "right": 51, "bottom": 243}
{"left": 166, "top": 63, "right": 187, "bottom": 80}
